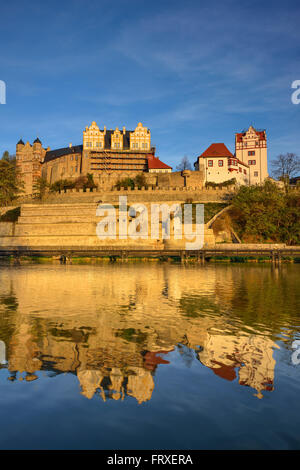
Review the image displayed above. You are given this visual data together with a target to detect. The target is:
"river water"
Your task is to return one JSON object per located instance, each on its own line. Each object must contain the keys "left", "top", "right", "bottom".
{"left": 0, "top": 262, "right": 299, "bottom": 449}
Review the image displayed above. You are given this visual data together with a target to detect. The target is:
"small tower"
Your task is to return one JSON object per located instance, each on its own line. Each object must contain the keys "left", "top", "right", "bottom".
{"left": 33, "top": 137, "right": 43, "bottom": 160}
{"left": 235, "top": 126, "right": 268, "bottom": 184}
{"left": 16, "top": 139, "right": 25, "bottom": 160}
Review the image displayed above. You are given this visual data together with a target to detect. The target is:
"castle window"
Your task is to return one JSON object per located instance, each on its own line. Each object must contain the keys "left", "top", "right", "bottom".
{"left": 248, "top": 160, "right": 256, "bottom": 165}
{"left": 248, "top": 151, "right": 255, "bottom": 156}
{"left": 244, "top": 169, "right": 247, "bottom": 174}
{"left": 239, "top": 167, "right": 242, "bottom": 172}
{"left": 254, "top": 171, "right": 259, "bottom": 177}
{"left": 208, "top": 160, "right": 213, "bottom": 167}
{"left": 218, "top": 160, "right": 223, "bottom": 167}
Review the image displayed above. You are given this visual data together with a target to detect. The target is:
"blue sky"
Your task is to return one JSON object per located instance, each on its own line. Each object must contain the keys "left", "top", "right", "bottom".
{"left": 0, "top": 0, "right": 299, "bottom": 170}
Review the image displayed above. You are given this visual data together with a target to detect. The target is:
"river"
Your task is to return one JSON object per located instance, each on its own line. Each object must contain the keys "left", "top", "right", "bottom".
{"left": 0, "top": 262, "right": 299, "bottom": 449}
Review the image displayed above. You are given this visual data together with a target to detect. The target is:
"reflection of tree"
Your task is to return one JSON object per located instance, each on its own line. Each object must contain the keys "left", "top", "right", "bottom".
{"left": 115, "top": 328, "right": 148, "bottom": 345}
{"left": 0, "top": 286, "right": 18, "bottom": 354}
{"left": 0, "top": 292, "right": 18, "bottom": 312}
{"left": 179, "top": 295, "right": 220, "bottom": 318}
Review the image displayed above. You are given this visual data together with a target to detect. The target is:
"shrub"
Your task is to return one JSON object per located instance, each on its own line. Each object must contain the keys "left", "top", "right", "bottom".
{"left": 50, "top": 179, "right": 75, "bottom": 193}
{"left": 231, "top": 180, "right": 300, "bottom": 245}
{"left": 205, "top": 178, "right": 236, "bottom": 188}
{"left": 115, "top": 177, "right": 135, "bottom": 190}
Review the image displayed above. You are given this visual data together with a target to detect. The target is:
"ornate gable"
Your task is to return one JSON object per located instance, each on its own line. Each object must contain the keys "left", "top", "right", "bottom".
{"left": 83, "top": 121, "right": 105, "bottom": 150}
{"left": 111, "top": 127, "right": 123, "bottom": 150}
{"left": 130, "top": 122, "right": 151, "bottom": 151}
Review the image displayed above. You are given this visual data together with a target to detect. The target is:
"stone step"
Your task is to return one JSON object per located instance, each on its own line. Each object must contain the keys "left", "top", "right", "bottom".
{"left": 18, "top": 215, "right": 102, "bottom": 224}
{"left": 15, "top": 223, "right": 174, "bottom": 237}
{"left": 15, "top": 222, "right": 103, "bottom": 236}
{"left": 0, "top": 235, "right": 162, "bottom": 248}
{"left": 20, "top": 204, "right": 100, "bottom": 217}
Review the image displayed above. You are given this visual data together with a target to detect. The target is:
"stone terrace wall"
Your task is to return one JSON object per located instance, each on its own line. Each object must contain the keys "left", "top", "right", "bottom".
{"left": 17, "top": 186, "right": 235, "bottom": 205}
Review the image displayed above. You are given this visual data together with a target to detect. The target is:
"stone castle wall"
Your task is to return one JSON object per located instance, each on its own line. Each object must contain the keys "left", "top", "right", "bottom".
{"left": 17, "top": 185, "right": 233, "bottom": 205}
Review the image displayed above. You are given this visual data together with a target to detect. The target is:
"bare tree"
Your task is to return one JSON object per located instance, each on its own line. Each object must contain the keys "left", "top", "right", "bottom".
{"left": 176, "top": 155, "right": 192, "bottom": 171}
{"left": 271, "top": 153, "right": 300, "bottom": 181}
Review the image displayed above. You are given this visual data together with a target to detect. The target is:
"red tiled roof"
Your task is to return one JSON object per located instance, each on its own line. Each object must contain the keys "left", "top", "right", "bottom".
{"left": 147, "top": 154, "right": 172, "bottom": 170}
{"left": 199, "top": 143, "right": 234, "bottom": 159}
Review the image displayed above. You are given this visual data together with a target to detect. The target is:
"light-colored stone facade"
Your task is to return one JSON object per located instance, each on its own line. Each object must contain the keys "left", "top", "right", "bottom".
{"left": 16, "top": 121, "right": 172, "bottom": 195}
{"left": 194, "top": 143, "right": 250, "bottom": 186}
{"left": 235, "top": 126, "right": 268, "bottom": 184}
{"left": 16, "top": 123, "right": 268, "bottom": 197}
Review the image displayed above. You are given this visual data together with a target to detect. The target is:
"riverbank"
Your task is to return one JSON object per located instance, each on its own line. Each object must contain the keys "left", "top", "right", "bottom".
{"left": 1, "top": 251, "right": 299, "bottom": 265}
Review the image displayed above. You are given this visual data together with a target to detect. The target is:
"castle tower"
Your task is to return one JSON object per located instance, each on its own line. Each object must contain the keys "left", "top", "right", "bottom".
{"left": 32, "top": 138, "right": 44, "bottom": 188}
{"left": 15, "top": 138, "right": 44, "bottom": 195}
{"left": 235, "top": 126, "right": 268, "bottom": 184}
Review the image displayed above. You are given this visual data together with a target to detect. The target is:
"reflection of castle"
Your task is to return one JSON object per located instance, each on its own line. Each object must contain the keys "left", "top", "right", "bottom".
{"left": 0, "top": 264, "right": 279, "bottom": 402}
{"left": 198, "top": 335, "right": 276, "bottom": 399}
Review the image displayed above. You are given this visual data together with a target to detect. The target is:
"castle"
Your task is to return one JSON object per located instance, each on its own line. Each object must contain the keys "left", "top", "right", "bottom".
{"left": 16, "top": 123, "right": 268, "bottom": 195}
{"left": 16, "top": 122, "right": 172, "bottom": 195}
{"left": 194, "top": 126, "right": 268, "bottom": 185}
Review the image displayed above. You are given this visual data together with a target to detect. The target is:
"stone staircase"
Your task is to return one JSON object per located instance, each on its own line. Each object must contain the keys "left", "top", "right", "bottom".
{"left": 0, "top": 202, "right": 216, "bottom": 249}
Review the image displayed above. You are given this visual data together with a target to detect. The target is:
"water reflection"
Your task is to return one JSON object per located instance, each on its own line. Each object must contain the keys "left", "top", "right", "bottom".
{"left": 0, "top": 264, "right": 299, "bottom": 403}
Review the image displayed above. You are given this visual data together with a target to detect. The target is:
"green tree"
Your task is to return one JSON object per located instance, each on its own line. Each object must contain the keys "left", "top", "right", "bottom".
{"left": 231, "top": 180, "right": 300, "bottom": 245}
{"left": 73, "top": 174, "right": 97, "bottom": 191}
{"left": 86, "top": 173, "right": 97, "bottom": 189}
{"left": 1, "top": 151, "right": 16, "bottom": 165}
{"left": 115, "top": 177, "right": 135, "bottom": 190}
{"left": 0, "top": 159, "right": 23, "bottom": 206}
{"left": 134, "top": 173, "right": 147, "bottom": 188}
{"left": 2, "top": 151, "right": 10, "bottom": 162}
{"left": 33, "top": 177, "right": 49, "bottom": 200}
{"left": 50, "top": 179, "right": 75, "bottom": 193}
